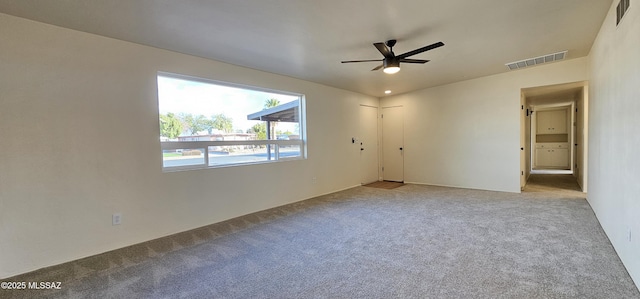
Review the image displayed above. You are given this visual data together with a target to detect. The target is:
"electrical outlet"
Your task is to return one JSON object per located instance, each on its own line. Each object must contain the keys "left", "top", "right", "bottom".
{"left": 112, "top": 213, "right": 122, "bottom": 226}
{"left": 312, "top": 177, "right": 317, "bottom": 184}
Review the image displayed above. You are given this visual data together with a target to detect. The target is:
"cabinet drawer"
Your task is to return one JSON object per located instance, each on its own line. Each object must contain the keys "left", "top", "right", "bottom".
{"left": 535, "top": 143, "right": 568, "bottom": 149}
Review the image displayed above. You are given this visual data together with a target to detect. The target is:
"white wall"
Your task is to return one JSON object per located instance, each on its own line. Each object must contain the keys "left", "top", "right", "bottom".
{"left": 380, "top": 58, "right": 588, "bottom": 193}
{"left": 0, "top": 14, "right": 378, "bottom": 278}
{"left": 588, "top": 0, "right": 640, "bottom": 287}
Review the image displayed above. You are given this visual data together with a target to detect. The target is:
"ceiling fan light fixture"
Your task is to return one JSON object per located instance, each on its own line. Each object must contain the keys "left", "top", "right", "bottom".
{"left": 383, "top": 66, "right": 400, "bottom": 74}
{"left": 383, "top": 58, "right": 400, "bottom": 74}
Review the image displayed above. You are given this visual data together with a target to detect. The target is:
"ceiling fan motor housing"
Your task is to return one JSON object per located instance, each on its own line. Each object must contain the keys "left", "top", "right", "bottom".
{"left": 383, "top": 57, "right": 400, "bottom": 68}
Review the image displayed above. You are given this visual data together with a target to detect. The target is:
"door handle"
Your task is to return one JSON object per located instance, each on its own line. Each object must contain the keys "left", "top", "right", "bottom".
{"left": 399, "top": 147, "right": 403, "bottom": 150}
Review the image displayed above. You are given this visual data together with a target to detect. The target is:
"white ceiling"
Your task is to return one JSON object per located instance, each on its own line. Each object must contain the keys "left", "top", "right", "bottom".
{"left": 0, "top": 0, "right": 612, "bottom": 97}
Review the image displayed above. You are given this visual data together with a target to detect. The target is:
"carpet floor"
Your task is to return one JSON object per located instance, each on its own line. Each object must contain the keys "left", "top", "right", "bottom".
{"left": 4, "top": 175, "right": 639, "bottom": 298}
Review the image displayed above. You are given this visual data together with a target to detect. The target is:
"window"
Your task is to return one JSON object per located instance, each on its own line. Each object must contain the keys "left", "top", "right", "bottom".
{"left": 157, "top": 72, "right": 306, "bottom": 171}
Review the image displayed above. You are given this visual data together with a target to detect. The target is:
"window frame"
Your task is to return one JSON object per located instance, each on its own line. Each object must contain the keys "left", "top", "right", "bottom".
{"left": 157, "top": 72, "right": 307, "bottom": 172}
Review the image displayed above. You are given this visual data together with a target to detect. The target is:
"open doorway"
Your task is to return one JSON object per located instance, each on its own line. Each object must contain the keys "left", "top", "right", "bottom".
{"left": 520, "top": 81, "right": 588, "bottom": 192}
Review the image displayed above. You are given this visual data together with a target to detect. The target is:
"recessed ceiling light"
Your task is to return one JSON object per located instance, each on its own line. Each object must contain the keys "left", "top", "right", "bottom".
{"left": 385, "top": 90, "right": 392, "bottom": 94}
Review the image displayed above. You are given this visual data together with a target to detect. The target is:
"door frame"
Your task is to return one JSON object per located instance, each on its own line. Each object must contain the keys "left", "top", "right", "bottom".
{"left": 359, "top": 104, "right": 379, "bottom": 184}
{"left": 530, "top": 102, "right": 574, "bottom": 171}
{"left": 521, "top": 81, "right": 589, "bottom": 192}
{"left": 520, "top": 92, "right": 526, "bottom": 190}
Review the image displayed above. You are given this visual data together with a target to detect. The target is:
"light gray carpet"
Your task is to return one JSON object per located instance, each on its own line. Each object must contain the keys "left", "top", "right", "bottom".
{"left": 4, "top": 176, "right": 639, "bottom": 298}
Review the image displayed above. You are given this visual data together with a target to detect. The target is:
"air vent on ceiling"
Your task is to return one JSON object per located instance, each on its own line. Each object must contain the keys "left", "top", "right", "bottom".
{"left": 505, "top": 50, "right": 568, "bottom": 71}
{"left": 617, "top": 0, "right": 630, "bottom": 26}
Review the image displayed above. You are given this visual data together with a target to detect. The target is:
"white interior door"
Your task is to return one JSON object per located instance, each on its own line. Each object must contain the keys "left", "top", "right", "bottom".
{"left": 359, "top": 105, "right": 378, "bottom": 184}
{"left": 382, "top": 106, "right": 404, "bottom": 182}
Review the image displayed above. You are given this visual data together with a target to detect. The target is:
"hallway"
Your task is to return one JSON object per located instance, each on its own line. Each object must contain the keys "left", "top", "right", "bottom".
{"left": 524, "top": 174, "right": 583, "bottom": 196}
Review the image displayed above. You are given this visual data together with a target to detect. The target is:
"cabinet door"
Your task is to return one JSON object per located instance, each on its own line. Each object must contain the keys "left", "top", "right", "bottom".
{"left": 551, "top": 110, "right": 567, "bottom": 134}
{"left": 554, "top": 148, "right": 570, "bottom": 167}
{"left": 536, "top": 148, "right": 569, "bottom": 168}
{"left": 536, "top": 111, "right": 552, "bottom": 133}
{"left": 535, "top": 149, "right": 551, "bottom": 167}
{"left": 537, "top": 109, "right": 568, "bottom": 134}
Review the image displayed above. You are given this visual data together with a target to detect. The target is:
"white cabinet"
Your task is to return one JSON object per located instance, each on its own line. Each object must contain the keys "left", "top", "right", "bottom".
{"left": 536, "top": 109, "right": 567, "bottom": 134}
{"left": 535, "top": 143, "right": 570, "bottom": 168}
{"left": 555, "top": 148, "right": 569, "bottom": 167}
{"left": 535, "top": 148, "right": 552, "bottom": 167}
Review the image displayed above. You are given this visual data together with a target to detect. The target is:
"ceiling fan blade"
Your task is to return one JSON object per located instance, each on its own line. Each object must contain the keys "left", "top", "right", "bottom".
{"left": 371, "top": 64, "right": 384, "bottom": 71}
{"left": 399, "top": 58, "right": 430, "bottom": 64}
{"left": 397, "top": 41, "right": 444, "bottom": 59}
{"left": 374, "top": 42, "right": 392, "bottom": 57}
{"left": 341, "top": 59, "right": 383, "bottom": 63}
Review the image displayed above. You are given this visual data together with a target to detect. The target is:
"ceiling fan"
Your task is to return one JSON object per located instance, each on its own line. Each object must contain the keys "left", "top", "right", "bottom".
{"left": 341, "top": 39, "right": 444, "bottom": 74}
